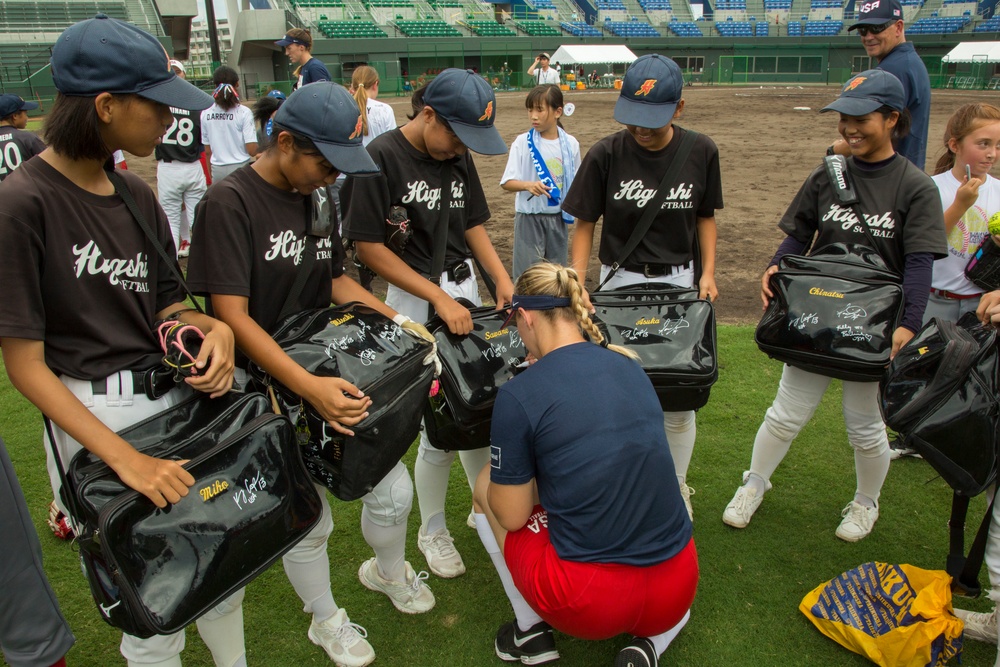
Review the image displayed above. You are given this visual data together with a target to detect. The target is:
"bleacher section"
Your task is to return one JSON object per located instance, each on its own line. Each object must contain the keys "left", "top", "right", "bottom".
{"left": 317, "top": 19, "right": 387, "bottom": 36}
{"left": 908, "top": 15, "right": 968, "bottom": 31}
{"left": 292, "top": 0, "right": 344, "bottom": 6}
{"left": 975, "top": 14, "right": 1000, "bottom": 29}
{"left": 803, "top": 18, "right": 842, "bottom": 33}
{"left": 0, "top": 0, "right": 128, "bottom": 29}
{"left": 755, "top": 19, "right": 768, "bottom": 33}
{"left": 716, "top": 18, "right": 754, "bottom": 33}
{"left": 595, "top": 0, "right": 626, "bottom": 8}
{"left": 466, "top": 18, "right": 516, "bottom": 34}
{"left": 667, "top": 18, "right": 702, "bottom": 33}
{"left": 516, "top": 18, "right": 562, "bottom": 34}
{"left": 638, "top": 0, "right": 672, "bottom": 10}
{"left": 561, "top": 19, "right": 602, "bottom": 33}
{"left": 715, "top": 0, "right": 747, "bottom": 9}
{"left": 604, "top": 18, "right": 660, "bottom": 34}
{"left": 395, "top": 18, "right": 462, "bottom": 34}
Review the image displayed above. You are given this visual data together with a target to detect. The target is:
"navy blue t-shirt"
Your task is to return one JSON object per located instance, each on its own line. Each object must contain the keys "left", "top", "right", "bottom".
{"left": 490, "top": 341, "right": 691, "bottom": 566}
{"left": 299, "top": 58, "right": 331, "bottom": 87}
{"left": 877, "top": 42, "right": 931, "bottom": 170}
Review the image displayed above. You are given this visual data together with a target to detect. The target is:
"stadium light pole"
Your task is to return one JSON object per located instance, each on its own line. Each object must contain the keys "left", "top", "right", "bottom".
{"left": 203, "top": 0, "right": 222, "bottom": 70}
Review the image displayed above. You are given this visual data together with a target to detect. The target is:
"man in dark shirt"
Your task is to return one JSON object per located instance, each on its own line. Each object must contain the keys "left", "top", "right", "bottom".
{"left": 841, "top": 0, "right": 931, "bottom": 169}
{"left": 0, "top": 94, "right": 45, "bottom": 182}
{"left": 275, "top": 29, "right": 331, "bottom": 90}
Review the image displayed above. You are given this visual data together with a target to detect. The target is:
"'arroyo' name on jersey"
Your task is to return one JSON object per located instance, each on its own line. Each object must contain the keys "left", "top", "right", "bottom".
{"left": 612, "top": 179, "right": 694, "bottom": 210}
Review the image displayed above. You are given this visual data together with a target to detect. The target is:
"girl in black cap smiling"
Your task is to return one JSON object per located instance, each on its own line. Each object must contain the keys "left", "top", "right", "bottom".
{"left": 564, "top": 53, "right": 723, "bottom": 523}
{"left": 722, "top": 70, "right": 946, "bottom": 542}
{"left": 343, "top": 69, "right": 515, "bottom": 582}
{"left": 187, "top": 81, "right": 441, "bottom": 667}
{"left": 0, "top": 16, "right": 246, "bottom": 667}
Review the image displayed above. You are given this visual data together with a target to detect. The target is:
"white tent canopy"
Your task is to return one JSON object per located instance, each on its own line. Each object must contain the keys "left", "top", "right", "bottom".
{"left": 942, "top": 42, "right": 1000, "bottom": 63}
{"left": 548, "top": 44, "right": 638, "bottom": 65}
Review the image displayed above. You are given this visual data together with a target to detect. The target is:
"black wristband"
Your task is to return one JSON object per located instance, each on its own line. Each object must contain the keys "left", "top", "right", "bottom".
{"left": 826, "top": 145, "right": 837, "bottom": 156}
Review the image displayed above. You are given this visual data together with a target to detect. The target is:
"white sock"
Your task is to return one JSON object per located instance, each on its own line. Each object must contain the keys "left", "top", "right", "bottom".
{"left": 649, "top": 609, "right": 690, "bottom": 656}
{"left": 664, "top": 411, "right": 696, "bottom": 482}
{"left": 474, "top": 512, "right": 542, "bottom": 632}
{"left": 459, "top": 448, "right": 491, "bottom": 492}
{"left": 854, "top": 448, "right": 889, "bottom": 507}
{"left": 128, "top": 659, "right": 182, "bottom": 667}
{"left": 426, "top": 511, "right": 446, "bottom": 535}
{"left": 283, "top": 558, "right": 338, "bottom": 622}
{"left": 415, "top": 445, "right": 453, "bottom": 528}
{"left": 362, "top": 506, "right": 407, "bottom": 582}
{"left": 749, "top": 421, "right": 794, "bottom": 482}
{"left": 745, "top": 472, "right": 768, "bottom": 495}
{"left": 196, "top": 603, "right": 246, "bottom": 667}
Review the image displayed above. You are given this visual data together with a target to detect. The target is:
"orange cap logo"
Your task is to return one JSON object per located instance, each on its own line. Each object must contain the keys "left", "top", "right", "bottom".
{"left": 348, "top": 115, "right": 363, "bottom": 140}
{"left": 635, "top": 79, "right": 656, "bottom": 96}
{"left": 845, "top": 76, "right": 867, "bottom": 91}
{"left": 479, "top": 100, "right": 494, "bottom": 122}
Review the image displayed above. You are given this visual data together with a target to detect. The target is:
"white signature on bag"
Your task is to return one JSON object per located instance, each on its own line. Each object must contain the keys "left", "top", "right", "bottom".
{"left": 232, "top": 470, "right": 267, "bottom": 510}
{"left": 789, "top": 313, "right": 819, "bottom": 330}
{"left": 621, "top": 328, "right": 649, "bottom": 341}
{"left": 658, "top": 318, "right": 690, "bottom": 337}
{"left": 837, "top": 304, "right": 868, "bottom": 321}
{"left": 836, "top": 324, "right": 873, "bottom": 342}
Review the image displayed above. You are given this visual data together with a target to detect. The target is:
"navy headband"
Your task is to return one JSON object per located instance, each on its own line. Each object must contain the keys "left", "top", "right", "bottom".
{"left": 500, "top": 294, "right": 572, "bottom": 328}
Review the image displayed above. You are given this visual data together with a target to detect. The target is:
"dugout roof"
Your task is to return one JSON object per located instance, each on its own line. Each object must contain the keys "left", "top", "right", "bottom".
{"left": 942, "top": 42, "right": 1000, "bottom": 62}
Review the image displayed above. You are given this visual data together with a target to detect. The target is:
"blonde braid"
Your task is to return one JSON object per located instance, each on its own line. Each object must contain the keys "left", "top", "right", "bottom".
{"left": 558, "top": 267, "right": 639, "bottom": 360}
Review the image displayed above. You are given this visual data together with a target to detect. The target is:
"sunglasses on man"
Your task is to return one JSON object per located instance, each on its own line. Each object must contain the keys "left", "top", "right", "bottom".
{"left": 856, "top": 21, "right": 896, "bottom": 36}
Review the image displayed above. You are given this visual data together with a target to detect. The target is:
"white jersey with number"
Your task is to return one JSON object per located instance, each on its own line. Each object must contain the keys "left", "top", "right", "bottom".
{"left": 201, "top": 103, "right": 256, "bottom": 166}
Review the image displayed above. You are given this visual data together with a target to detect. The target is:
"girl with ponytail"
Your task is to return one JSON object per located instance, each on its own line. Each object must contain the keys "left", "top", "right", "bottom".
{"left": 201, "top": 65, "right": 256, "bottom": 183}
{"left": 350, "top": 66, "right": 396, "bottom": 146}
{"left": 923, "top": 103, "right": 1000, "bottom": 324}
{"left": 471, "top": 263, "right": 697, "bottom": 666}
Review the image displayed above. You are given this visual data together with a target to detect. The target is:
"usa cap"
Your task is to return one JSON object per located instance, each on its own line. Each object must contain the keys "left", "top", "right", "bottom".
{"left": 51, "top": 16, "right": 212, "bottom": 111}
{"left": 614, "top": 54, "right": 683, "bottom": 129}
{"left": 849, "top": 0, "right": 903, "bottom": 30}
{"left": 423, "top": 69, "right": 506, "bottom": 155}
{"left": 273, "top": 82, "right": 379, "bottom": 175}
{"left": 821, "top": 69, "right": 906, "bottom": 116}
{"left": 0, "top": 94, "right": 39, "bottom": 118}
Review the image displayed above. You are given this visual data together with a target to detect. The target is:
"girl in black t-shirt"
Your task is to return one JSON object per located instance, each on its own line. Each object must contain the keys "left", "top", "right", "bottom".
{"left": 0, "top": 17, "right": 246, "bottom": 667}
{"left": 564, "top": 54, "right": 722, "bottom": 523}
{"left": 187, "top": 82, "right": 440, "bottom": 665}
{"left": 722, "top": 70, "right": 946, "bottom": 543}
{"left": 342, "top": 70, "right": 515, "bottom": 582}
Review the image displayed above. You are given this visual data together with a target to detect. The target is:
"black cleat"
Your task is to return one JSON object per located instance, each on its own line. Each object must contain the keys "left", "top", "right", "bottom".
{"left": 615, "top": 637, "right": 657, "bottom": 667}
{"left": 494, "top": 619, "right": 560, "bottom": 665}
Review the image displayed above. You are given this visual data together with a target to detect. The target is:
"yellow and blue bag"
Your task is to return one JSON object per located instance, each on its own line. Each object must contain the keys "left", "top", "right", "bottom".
{"left": 799, "top": 562, "right": 963, "bottom": 667}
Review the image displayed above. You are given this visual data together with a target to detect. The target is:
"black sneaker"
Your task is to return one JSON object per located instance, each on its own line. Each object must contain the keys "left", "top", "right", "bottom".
{"left": 615, "top": 637, "right": 657, "bottom": 667}
{"left": 494, "top": 619, "right": 560, "bottom": 665}
{"left": 888, "top": 435, "right": 921, "bottom": 460}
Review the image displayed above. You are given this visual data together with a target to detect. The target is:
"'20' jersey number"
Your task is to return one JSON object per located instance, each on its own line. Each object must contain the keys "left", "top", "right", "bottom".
{"left": 162, "top": 117, "right": 196, "bottom": 147}
{"left": 0, "top": 143, "right": 24, "bottom": 176}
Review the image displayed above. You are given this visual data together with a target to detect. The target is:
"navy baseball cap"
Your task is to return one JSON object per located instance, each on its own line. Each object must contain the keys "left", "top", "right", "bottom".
{"left": 500, "top": 294, "right": 571, "bottom": 328}
{"left": 821, "top": 69, "right": 906, "bottom": 116}
{"left": 0, "top": 94, "right": 38, "bottom": 118}
{"left": 849, "top": 0, "right": 903, "bottom": 30}
{"left": 275, "top": 33, "right": 310, "bottom": 48}
{"left": 423, "top": 69, "right": 507, "bottom": 155}
{"left": 273, "top": 82, "right": 379, "bottom": 175}
{"left": 614, "top": 54, "right": 684, "bottom": 129}
{"left": 267, "top": 89, "right": 287, "bottom": 100}
{"left": 51, "top": 15, "right": 213, "bottom": 111}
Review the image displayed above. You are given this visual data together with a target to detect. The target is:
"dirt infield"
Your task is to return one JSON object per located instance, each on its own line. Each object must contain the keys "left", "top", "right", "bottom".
{"left": 128, "top": 85, "right": 1000, "bottom": 323}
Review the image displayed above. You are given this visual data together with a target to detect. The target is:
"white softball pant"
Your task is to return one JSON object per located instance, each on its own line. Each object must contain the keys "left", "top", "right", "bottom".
{"left": 156, "top": 160, "right": 206, "bottom": 252}
{"left": 47, "top": 373, "right": 245, "bottom": 667}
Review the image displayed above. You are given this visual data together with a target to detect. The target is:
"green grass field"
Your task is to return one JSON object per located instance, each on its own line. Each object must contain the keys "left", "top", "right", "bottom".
{"left": 1, "top": 325, "right": 995, "bottom": 666}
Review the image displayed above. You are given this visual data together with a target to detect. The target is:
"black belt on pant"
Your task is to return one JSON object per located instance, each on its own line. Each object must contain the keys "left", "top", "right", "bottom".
{"left": 620, "top": 262, "right": 681, "bottom": 278}
{"left": 91, "top": 368, "right": 177, "bottom": 400}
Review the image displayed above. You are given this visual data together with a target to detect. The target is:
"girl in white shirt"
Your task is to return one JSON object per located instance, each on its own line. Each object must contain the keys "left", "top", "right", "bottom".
{"left": 201, "top": 66, "right": 257, "bottom": 183}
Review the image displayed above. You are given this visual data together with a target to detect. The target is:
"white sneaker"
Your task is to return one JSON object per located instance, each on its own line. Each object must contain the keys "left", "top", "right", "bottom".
{"left": 467, "top": 509, "right": 476, "bottom": 529}
{"left": 722, "top": 472, "right": 771, "bottom": 529}
{"left": 358, "top": 558, "right": 435, "bottom": 614}
{"left": 308, "top": 608, "right": 375, "bottom": 667}
{"left": 417, "top": 526, "right": 466, "bottom": 578}
{"left": 679, "top": 482, "right": 695, "bottom": 522}
{"left": 835, "top": 501, "right": 879, "bottom": 542}
{"left": 956, "top": 607, "right": 999, "bottom": 645}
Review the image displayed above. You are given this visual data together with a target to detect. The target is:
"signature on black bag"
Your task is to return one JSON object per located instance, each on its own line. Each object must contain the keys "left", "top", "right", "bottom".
{"left": 590, "top": 284, "right": 717, "bottom": 411}
{"left": 423, "top": 302, "right": 527, "bottom": 451}
{"left": 250, "top": 304, "right": 435, "bottom": 501}
{"left": 54, "top": 391, "right": 323, "bottom": 638}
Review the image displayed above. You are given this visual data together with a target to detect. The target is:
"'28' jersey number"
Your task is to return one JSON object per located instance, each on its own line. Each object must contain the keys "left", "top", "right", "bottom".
{"left": 162, "top": 117, "right": 196, "bottom": 147}
{"left": 0, "top": 143, "right": 24, "bottom": 176}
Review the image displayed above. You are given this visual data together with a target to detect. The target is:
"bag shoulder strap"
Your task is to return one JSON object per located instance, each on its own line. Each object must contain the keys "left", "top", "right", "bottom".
{"left": 822, "top": 155, "right": 888, "bottom": 264}
{"left": 107, "top": 170, "right": 204, "bottom": 314}
{"left": 43, "top": 416, "right": 85, "bottom": 526}
{"left": 948, "top": 486, "right": 997, "bottom": 598}
{"left": 429, "top": 161, "right": 454, "bottom": 285}
{"left": 597, "top": 128, "right": 699, "bottom": 291}
{"left": 277, "top": 196, "right": 321, "bottom": 323}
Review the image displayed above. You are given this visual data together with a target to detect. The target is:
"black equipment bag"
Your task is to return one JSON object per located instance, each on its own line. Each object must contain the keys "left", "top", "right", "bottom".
{"left": 965, "top": 236, "right": 1000, "bottom": 292}
{"left": 589, "top": 284, "right": 717, "bottom": 412}
{"left": 250, "top": 304, "right": 435, "bottom": 500}
{"left": 879, "top": 313, "right": 1000, "bottom": 597}
{"left": 61, "top": 391, "right": 323, "bottom": 638}
{"left": 880, "top": 313, "right": 1000, "bottom": 497}
{"left": 424, "top": 303, "right": 528, "bottom": 451}
{"left": 755, "top": 243, "right": 904, "bottom": 382}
